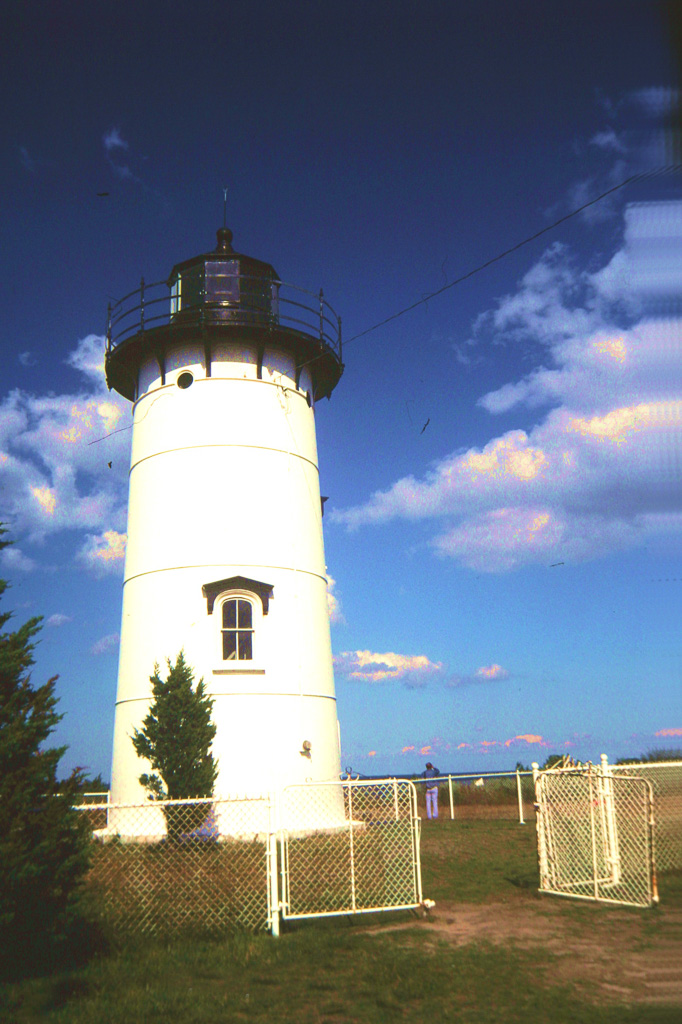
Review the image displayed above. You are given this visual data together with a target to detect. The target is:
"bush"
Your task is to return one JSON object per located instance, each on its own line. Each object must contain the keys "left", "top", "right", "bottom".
{"left": 0, "top": 526, "right": 91, "bottom": 970}
{"left": 132, "top": 652, "right": 218, "bottom": 839}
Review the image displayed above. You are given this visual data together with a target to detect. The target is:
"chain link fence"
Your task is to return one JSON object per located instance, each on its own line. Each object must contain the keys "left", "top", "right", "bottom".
{"left": 78, "top": 797, "right": 275, "bottom": 935}
{"left": 610, "top": 760, "right": 682, "bottom": 871}
{"left": 76, "top": 781, "right": 424, "bottom": 937}
{"left": 280, "top": 779, "right": 422, "bottom": 920}
{"left": 535, "top": 766, "right": 657, "bottom": 908}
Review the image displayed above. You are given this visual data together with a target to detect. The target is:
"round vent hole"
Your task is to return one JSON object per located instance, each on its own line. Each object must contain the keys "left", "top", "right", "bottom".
{"left": 177, "top": 372, "right": 194, "bottom": 389}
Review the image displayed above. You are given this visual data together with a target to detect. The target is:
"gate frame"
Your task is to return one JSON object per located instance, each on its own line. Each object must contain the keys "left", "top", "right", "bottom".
{"left": 533, "top": 760, "right": 659, "bottom": 909}
{"left": 275, "top": 777, "right": 424, "bottom": 929}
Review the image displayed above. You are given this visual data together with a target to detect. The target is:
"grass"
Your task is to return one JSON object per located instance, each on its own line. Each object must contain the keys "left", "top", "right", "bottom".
{"left": 2, "top": 817, "right": 681, "bottom": 1023}
{"left": 420, "top": 817, "right": 539, "bottom": 902}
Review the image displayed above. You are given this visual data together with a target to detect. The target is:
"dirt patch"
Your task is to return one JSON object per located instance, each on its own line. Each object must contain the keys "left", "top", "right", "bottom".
{"left": 368, "top": 898, "right": 682, "bottom": 1006}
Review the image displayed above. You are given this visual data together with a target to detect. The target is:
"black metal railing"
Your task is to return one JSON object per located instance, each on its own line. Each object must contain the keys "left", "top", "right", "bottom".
{"left": 106, "top": 274, "right": 342, "bottom": 363}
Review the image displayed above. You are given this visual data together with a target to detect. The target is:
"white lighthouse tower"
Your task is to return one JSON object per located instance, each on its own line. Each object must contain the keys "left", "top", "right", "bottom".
{"left": 106, "top": 225, "right": 344, "bottom": 808}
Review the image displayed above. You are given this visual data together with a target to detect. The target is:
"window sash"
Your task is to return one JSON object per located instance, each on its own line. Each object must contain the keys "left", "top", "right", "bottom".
{"left": 221, "top": 599, "right": 254, "bottom": 661}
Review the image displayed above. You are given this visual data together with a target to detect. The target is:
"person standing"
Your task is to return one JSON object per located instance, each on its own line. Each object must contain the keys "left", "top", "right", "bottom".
{"left": 422, "top": 762, "right": 440, "bottom": 819}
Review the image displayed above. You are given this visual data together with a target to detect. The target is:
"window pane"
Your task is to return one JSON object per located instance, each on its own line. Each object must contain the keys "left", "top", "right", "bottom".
{"left": 238, "top": 600, "right": 252, "bottom": 628}
{"left": 222, "top": 632, "right": 237, "bottom": 660}
{"left": 223, "top": 600, "right": 236, "bottom": 629}
{"left": 238, "top": 632, "right": 253, "bottom": 660}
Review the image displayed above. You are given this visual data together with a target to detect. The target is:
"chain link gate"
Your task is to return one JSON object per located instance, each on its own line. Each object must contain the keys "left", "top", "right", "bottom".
{"left": 535, "top": 766, "right": 658, "bottom": 908}
{"left": 611, "top": 760, "right": 682, "bottom": 871}
{"left": 278, "top": 779, "right": 423, "bottom": 923}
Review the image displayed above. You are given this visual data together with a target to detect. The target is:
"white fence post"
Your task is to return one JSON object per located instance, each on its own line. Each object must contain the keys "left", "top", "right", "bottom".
{"left": 532, "top": 762, "right": 549, "bottom": 884}
{"left": 516, "top": 768, "right": 525, "bottom": 824}
{"left": 268, "top": 829, "right": 280, "bottom": 937}
{"left": 448, "top": 775, "right": 455, "bottom": 820}
{"left": 347, "top": 782, "right": 357, "bottom": 912}
{"left": 600, "top": 752, "right": 621, "bottom": 885}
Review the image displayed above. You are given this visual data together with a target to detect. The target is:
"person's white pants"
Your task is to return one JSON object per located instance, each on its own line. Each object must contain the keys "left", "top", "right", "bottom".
{"left": 426, "top": 788, "right": 438, "bottom": 819}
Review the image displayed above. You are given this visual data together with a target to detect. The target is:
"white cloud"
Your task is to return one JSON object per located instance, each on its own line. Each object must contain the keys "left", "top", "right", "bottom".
{"left": 0, "top": 335, "right": 130, "bottom": 554}
{"left": 102, "top": 127, "right": 129, "bottom": 153}
{"left": 77, "top": 530, "right": 127, "bottom": 575}
{"left": 91, "top": 633, "right": 120, "bottom": 655}
{"left": 549, "top": 87, "right": 674, "bottom": 228}
{"left": 589, "top": 129, "right": 626, "bottom": 154}
{"left": 326, "top": 575, "right": 344, "bottom": 624}
{"left": 334, "top": 650, "right": 442, "bottom": 688}
{"left": 628, "top": 87, "right": 679, "bottom": 119}
{"left": 333, "top": 203, "right": 682, "bottom": 572}
{"left": 448, "top": 663, "right": 510, "bottom": 687}
{"left": 46, "top": 613, "right": 72, "bottom": 627}
{"left": 0, "top": 546, "right": 36, "bottom": 572}
{"left": 18, "top": 352, "right": 37, "bottom": 367}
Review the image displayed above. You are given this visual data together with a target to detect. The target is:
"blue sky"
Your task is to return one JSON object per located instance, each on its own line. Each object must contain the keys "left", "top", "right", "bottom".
{"left": 1, "top": 1, "right": 680, "bottom": 780}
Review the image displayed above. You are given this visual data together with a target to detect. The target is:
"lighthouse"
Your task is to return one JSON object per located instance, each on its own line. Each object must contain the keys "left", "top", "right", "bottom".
{"left": 106, "top": 225, "right": 344, "bottom": 808}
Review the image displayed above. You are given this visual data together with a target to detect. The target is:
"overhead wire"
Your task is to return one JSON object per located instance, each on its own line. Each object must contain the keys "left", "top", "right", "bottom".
{"left": 341, "top": 164, "right": 679, "bottom": 349}
{"left": 88, "top": 163, "right": 678, "bottom": 444}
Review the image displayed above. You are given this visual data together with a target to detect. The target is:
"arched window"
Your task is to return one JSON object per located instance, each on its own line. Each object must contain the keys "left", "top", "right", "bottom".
{"left": 221, "top": 598, "right": 254, "bottom": 661}
{"left": 202, "top": 575, "right": 273, "bottom": 670}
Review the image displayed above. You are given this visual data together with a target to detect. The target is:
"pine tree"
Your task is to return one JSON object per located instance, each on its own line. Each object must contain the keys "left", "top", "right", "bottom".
{"left": 0, "top": 526, "right": 91, "bottom": 962}
{"left": 132, "top": 652, "right": 218, "bottom": 836}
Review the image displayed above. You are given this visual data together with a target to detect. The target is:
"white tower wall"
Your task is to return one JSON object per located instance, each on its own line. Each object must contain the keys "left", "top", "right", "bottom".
{"left": 110, "top": 340, "right": 342, "bottom": 804}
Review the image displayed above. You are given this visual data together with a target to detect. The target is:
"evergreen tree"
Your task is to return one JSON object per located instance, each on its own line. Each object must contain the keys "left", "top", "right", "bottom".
{"left": 0, "top": 526, "right": 91, "bottom": 962}
{"left": 132, "top": 651, "right": 218, "bottom": 810}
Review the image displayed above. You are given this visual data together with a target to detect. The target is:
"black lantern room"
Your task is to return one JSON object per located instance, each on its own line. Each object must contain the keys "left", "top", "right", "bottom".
{"left": 105, "top": 227, "right": 343, "bottom": 402}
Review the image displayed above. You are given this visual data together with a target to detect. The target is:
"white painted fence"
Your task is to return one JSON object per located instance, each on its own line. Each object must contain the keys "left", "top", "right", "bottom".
{"left": 76, "top": 778, "right": 427, "bottom": 937}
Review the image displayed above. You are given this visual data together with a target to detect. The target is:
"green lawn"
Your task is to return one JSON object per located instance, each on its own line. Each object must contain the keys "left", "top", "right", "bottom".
{"left": 2, "top": 817, "right": 680, "bottom": 1024}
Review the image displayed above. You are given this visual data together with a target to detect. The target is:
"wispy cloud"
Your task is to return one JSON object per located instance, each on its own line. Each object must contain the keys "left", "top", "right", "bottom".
{"left": 101, "top": 127, "right": 168, "bottom": 211}
{"left": 332, "top": 202, "right": 682, "bottom": 573}
{"left": 18, "top": 145, "right": 37, "bottom": 174}
{"left": 91, "top": 633, "right": 120, "bottom": 655}
{"left": 0, "top": 546, "right": 36, "bottom": 572}
{"left": 18, "top": 352, "right": 37, "bottom": 367}
{"left": 589, "top": 129, "right": 626, "bottom": 154}
{"left": 448, "top": 663, "right": 510, "bottom": 687}
{"left": 504, "top": 734, "right": 548, "bottom": 748}
{"left": 334, "top": 649, "right": 443, "bottom": 687}
{"left": 102, "top": 127, "right": 129, "bottom": 153}
{"left": 551, "top": 86, "right": 675, "bottom": 226}
{"left": 46, "top": 613, "right": 72, "bottom": 627}
{"left": 655, "top": 727, "right": 682, "bottom": 738}
{"left": 326, "top": 575, "right": 344, "bottom": 624}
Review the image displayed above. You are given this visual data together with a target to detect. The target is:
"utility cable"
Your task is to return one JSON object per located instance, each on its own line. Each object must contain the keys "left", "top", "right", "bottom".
{"left": 342, "top": 164, "right": 679, "bottom": 348}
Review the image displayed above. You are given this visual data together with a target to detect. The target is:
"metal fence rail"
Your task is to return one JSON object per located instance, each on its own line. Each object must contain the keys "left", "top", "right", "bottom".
{"left": 610, "top": 759, "right": 682, "bottom": 871}
{"left": 535, "top": 766, "right": 658, "bottom": 908}
{"left": 408, "top": 770, "right": 533, "bottom": 823}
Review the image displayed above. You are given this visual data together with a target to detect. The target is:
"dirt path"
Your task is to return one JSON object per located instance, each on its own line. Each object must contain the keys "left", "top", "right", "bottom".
{"left": 372, "top": 898, "right": 682, "bottom": 1006}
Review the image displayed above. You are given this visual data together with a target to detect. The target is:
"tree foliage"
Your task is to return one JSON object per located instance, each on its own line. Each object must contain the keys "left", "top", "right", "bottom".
{"left": 0, "top": 526, "right": 91, "bottom": 961}
{"left": 616, "top": 747, "right": 682, "bottom": 765}
{"left": 132, "top": 651, "right": 218, "bottom": 801}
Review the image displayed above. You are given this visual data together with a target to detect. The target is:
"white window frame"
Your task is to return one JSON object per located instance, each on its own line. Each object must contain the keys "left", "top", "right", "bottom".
{"left": 213, "top": 590, "right": 265, "bottom": 675}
